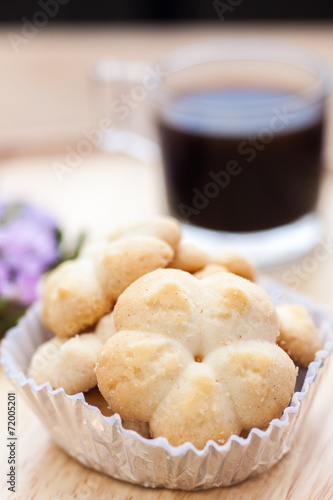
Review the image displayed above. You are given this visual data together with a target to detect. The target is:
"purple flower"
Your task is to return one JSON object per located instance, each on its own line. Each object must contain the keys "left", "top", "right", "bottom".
{"left": 15, "top": 273, "right": 39, "bottom": 305}
{"left": 0, "top": 202, "right": 60, "bottom": 305}
{"left": 0, "top": 219, "right": 59, "bottom": 275}
{"left": 0, "top": 260, "right": 10, "bottom": 296}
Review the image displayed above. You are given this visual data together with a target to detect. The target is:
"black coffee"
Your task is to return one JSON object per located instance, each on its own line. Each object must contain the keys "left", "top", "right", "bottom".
{"left": 158, "top": 89, "right": 325, "bottom": 232}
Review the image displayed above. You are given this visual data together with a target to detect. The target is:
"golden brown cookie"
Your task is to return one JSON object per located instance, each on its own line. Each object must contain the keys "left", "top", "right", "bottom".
{"left": 42, "top": 259, "right": 111, "bottom": 338}
{"left": 28, "top": 333, "right": 103, "bottom": 395}
{"left": 211, "top": 250, "right": 256, "bottom": 281}
{"left": 95, "top": 311, "right": 116, "bottom": 344}
{"left": 194, "top": 264, "right": 228, "bottom": 279}
{"left": 82, "top": 216, "right": 181, "bottom": 255}
{"left": 43, "top": 233, "right": 174, "bottom": 337}
{"left": 97, "top": 269, "right": 296, "bottom": 449}
{"left": 96, "top": 236, "right": 173, "bottom": 302}
{"left": 168, "top": 243, "right": 209, "bottom": 273}
{"left": 276, "top": 303, "right": 321, "bottom": 368}
{"left": 111, "top": 216, "right": 181, "bottom": 250}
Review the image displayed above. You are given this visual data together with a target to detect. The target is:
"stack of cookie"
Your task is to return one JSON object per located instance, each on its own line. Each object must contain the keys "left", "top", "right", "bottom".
{"left": 28, "top": 216, "right": 320, "bottom": 449}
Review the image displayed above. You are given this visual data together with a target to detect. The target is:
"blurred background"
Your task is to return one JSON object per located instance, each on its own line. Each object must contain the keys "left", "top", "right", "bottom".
{"left": 0, "top": 3, "right": 333, "bottom": 309}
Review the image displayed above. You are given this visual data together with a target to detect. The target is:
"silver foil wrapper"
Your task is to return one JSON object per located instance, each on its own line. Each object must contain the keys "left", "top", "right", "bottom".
{"left": 1, "top": 278, "right": 332, "bottom": 490}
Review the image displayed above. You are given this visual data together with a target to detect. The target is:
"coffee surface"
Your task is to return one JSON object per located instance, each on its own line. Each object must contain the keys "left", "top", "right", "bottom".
{"left": 158, "top": 89, "right": 324, "bottom": 232}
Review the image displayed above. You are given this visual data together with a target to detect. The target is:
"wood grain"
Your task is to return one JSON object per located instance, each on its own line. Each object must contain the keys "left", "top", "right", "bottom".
{"left": 1, "top": 23, "right": 333, "bottom": 499}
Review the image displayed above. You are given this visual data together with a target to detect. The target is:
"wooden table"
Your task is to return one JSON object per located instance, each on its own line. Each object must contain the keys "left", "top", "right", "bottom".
{"left": 1, "top": 23, "right": 333, "bottom": 499}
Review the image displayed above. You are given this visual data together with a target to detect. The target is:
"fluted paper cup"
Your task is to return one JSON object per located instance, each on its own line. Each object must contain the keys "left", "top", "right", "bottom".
{"left": 1, "top": 278, "right": 332, "bottom": 490}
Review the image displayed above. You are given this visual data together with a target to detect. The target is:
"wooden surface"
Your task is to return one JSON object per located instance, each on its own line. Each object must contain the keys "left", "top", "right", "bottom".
{"left": 1, "top": 23, "right": 333, "bottom": 499}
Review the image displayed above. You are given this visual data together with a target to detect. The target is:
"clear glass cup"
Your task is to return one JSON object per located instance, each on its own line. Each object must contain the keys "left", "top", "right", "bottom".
{"left": 151, "top": 39, "right": 330, "bottom": 267}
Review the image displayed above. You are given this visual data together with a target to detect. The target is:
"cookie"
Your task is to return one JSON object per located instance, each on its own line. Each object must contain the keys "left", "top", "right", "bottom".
{"left": 28, "top": 333, "right": 103, "bottom": 395}
{"left": 95, "top": 311, "right": 116, "bottom": 344}
{"left": 194, "top": 264, "right": 228, "bottom": 279}
{"left": 43, "top": 234, "right": 174, "bottom": 337}
{"left": 81, "top": 216, "right": 181, "bottom": 258}
{"left": 108, "top": 216, "right": 181, "bottom": 250}
{"left": 96, "top": 236, "right": 174, "bottom": 302}
{"left": 42, "top": 259, "right": 111, "bottom": 338}
{"left": 169, "top": 243, "right": 209, "bottom": 273}
{"left": 277, "top": 303, "right": 321, "bottom": 367}
{"left": 211, "top": 250, "right": 256, "bottom": 281}
{"left": 96, "top": 269, "right": 296, "bottom": 449}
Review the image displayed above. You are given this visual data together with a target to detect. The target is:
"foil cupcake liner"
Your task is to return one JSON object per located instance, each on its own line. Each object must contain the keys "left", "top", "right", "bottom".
{"left": 1, "top": 278, "right": 332, "bottom": 490}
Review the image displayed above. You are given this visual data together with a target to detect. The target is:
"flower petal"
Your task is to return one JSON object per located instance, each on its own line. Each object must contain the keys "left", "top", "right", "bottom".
{"left": 96, "top": 331, "right": 192, "bottom": 422}
{"left": 150, "top": 363, "right": 241, "bottom": 449}
{"left": 206, "top": 340, "right": 297, "bottom": 430}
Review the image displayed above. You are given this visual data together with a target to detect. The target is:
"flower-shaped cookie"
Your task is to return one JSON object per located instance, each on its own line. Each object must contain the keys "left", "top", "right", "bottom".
{"left": 28, "top": 312, "right": 117, "bottom": 395}
{"left": 28, "top": 333, "right": 103, "bottom": 394}
{"left": 42, "top": 217, "right": 180, "bottom": 337}
{"left": 96, "top": 269, "right": 297, "bottom": 449}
